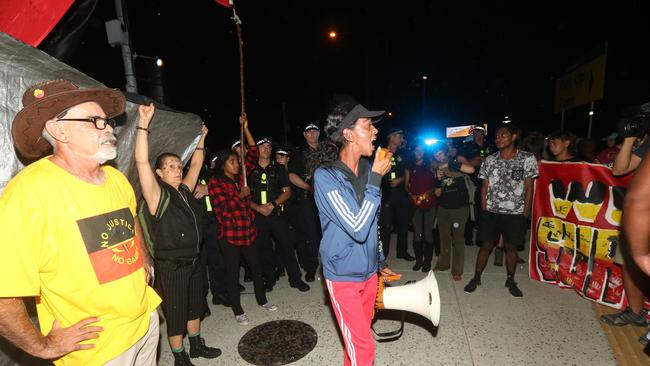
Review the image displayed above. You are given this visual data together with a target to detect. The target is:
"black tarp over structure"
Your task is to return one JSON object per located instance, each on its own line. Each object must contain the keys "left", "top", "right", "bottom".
{"left": 0, "top": 32, "right": 204, "bottom": 195}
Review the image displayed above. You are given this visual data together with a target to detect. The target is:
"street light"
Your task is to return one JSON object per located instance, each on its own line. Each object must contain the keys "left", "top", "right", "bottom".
{"left": 132, "top": 53, "right": 165, "bottom": 103}
{"left": 133, "top": 53, "right": 163, "bottom": 67}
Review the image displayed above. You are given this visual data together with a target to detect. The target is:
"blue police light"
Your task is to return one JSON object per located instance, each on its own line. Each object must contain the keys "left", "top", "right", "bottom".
{"left": 424, "top": 138, "right": 438, "bottom": 146}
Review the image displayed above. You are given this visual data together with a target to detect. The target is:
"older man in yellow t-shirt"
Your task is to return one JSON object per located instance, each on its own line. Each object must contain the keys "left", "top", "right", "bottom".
{"left": 0, "top": 80, "right": 161, "bottom": 365}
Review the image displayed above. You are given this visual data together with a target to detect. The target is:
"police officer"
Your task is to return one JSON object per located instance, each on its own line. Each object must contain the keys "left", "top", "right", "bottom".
{"left": 193, "top": 153, "right": 231, "bottom": 309}
{"left": 458, "top": 125, "right": 496, "bottom": 248}
{"left": 380, "top": 128, "right": 415, "bottom": 261}
{"left": 287, "top": 123, "right": 322, "bottom": 282}
{"left": 250, "top": 138, "right": 310, "bottom": 292}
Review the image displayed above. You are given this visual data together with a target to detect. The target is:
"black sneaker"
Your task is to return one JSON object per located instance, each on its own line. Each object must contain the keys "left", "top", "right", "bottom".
{"left": 290, "top": 281, "right": 310, "bottom": 292}
{"left": 464, "top": 278, "right": 481, "bottom": 293}
{"left": 189, "top": 336, "right": 222, "bottom": 359}
{"left": 600, "top": 308, "right": 647, "bottom": 327}
{"left": 173, "top": 350, "right": 195, "bottom": 366}
{"left": 506, "top": 280, "right": 523, "bottom": 298}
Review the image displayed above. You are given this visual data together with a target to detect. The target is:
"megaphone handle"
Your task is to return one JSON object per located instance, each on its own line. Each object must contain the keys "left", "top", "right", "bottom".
{"left": 371, "top": 311, "right": 405, "bottom": 342}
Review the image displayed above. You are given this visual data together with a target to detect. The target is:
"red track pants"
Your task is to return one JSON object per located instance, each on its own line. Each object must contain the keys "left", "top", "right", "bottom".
{"left": 325, "top": 274, "right": 378, "bottom": 366}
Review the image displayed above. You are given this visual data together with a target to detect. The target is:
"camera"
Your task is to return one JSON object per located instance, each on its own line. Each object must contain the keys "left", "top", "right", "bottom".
{"left": 618, "top": 114, "right": 650, "bottom": 138}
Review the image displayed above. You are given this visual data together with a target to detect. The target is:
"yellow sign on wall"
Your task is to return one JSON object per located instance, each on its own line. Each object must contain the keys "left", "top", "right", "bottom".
{"left": 554, "top": 54, "right": 607, "bottom": 113}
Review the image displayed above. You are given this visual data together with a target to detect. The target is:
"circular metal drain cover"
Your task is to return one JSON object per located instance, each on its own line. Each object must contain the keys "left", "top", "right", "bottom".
{"left": 238, "top": 320, "right": 317, "bottom": 365}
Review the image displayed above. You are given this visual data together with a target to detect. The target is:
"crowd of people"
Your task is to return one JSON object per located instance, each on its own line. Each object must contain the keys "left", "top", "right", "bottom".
{"left": 0, "top": 80, "right": 648, "bottom": 366}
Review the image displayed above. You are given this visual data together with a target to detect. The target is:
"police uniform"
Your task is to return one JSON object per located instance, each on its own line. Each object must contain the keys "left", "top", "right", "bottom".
{"left": 249, "top": 158, "right": 309, "bottom": 291}
{"left": 379, "top": 148, "right": 414, "bottom": 260}
{"left": 287, "top": 143, "right": 322, "bottom": 281}
{"left": 458, "top": 140, "right": 496, "bottom": 245}
{"left": 197, "top": 166, "right": 229, "bottom": 306}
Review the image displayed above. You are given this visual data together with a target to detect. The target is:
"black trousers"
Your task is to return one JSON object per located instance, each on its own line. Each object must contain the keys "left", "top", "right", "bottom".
{"left": 465, "top": 188, "right": 482, "bottom": 245}
{"left": 288, "top": 197, "right": 321, "bottom": 274}
{"left": 203, "top": 215, "right": 226, "bottom": 298}
{"left": 379, "top": 192, "right": 412, "bottom": 257}
{"left": 219, "top": 238, "right": 268, "bottom": 316}
{"left": 154, "top": 259, "right": 204, "bottom": 337}
{"left": 256, "top": 213, "right": 304, "bottom": 286}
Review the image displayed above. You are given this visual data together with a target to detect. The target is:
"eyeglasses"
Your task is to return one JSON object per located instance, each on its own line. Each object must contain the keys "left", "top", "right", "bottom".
{"left": 56, "top": 116, "right": 116, "bottom": 130}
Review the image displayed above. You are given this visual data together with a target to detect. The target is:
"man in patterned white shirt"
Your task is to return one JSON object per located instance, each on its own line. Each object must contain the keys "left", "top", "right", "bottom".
{"left": 464, "top": 123, "right": 538, "bottom": 297}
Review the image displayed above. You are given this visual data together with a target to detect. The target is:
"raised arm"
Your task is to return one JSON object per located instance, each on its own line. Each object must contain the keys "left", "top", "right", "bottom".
{"left": 612, "top": 137, "right": 641, "bottom": 176}
{"left": 182, "top": 124, "right": 208, "bottom": 192}
{"left": 134, "top": 103, "right": 161, "bottom": 216}
{"left": 241, "top": 114, "right": 256, "bottom": 148}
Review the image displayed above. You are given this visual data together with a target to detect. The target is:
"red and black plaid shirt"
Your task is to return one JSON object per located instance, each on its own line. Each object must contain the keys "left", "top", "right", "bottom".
{"left": 208, "top": 145, "right": 259, "bottom": 246}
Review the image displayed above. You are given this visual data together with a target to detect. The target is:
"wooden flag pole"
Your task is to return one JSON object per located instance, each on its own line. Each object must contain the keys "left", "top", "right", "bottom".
{"left": 231, "top": 2, "right": 247, "bottom": 185}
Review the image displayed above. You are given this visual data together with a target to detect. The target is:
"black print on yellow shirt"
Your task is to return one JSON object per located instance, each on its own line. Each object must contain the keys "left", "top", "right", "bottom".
{"left": 77, "top": 208, "right": 143, "bottom": 284}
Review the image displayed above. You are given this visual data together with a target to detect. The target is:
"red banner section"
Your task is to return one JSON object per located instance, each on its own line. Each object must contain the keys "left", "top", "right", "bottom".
{"left": 0, "top": 0, "right": 74, "bottom": 46}
{"left": 214, "top": 0, "right": 233, "bottom": 8}
{"left": 530, "top": 162, "right": 650, "bottom": 310}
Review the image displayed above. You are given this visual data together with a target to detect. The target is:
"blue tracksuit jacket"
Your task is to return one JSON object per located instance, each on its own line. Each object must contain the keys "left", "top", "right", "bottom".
{"left": 314, "top": 160, "right": 385, "bottom": 282}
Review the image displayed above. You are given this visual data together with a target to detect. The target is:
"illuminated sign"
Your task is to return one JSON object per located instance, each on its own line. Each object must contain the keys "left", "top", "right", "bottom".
{"left": 446, "top": 123, "right": 488, "bottom": 138}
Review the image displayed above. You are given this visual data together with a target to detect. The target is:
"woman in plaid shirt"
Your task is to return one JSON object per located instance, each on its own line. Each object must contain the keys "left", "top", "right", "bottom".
{"left": 208, "top": 116, "right": 277, "bottom": 325}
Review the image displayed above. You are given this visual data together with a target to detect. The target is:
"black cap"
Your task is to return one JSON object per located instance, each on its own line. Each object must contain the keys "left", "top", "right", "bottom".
{"left": 256, "top": 138, "right": 272, "bottom": 145}
{"left": 275, "top": 147, "right": 289, "bottom": 155}
{"left": 331, "top": 104, "right": 385, "bottom": 140}
{"left": 303, "top": 123, "right": 320, "bottom": 132}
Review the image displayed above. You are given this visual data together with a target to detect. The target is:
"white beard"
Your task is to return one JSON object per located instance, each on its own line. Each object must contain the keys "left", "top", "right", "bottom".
{"left": 92, "top": 146, "right": 117, "bottom": 164}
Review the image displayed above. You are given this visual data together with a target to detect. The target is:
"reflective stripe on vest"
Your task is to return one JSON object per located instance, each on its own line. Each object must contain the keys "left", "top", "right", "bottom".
{"left": 201, "top": 179, "right": 212, "bottom": 211}
{"left": 260, "top": 173, "right": 268, "bottom": 204}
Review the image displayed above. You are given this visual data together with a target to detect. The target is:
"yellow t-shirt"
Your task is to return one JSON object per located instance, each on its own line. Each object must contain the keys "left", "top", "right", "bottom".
{"left": 0, "top": 157, "right": 161, "bottom": 365}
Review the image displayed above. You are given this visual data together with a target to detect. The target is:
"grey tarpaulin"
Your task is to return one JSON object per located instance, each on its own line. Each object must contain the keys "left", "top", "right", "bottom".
{"left": 0, "top": 32, "right": 202, "bottom": 365}
{"left": 0, "top": 31, "right": 204, "bottom": 197}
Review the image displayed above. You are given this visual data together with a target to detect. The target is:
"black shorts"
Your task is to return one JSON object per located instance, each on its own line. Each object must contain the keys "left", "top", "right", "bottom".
{"left": 154, "top": 258, "right": 205, "bottom": 337}
{"left": 477, "top": 211, "right": 527, "bottom": 249}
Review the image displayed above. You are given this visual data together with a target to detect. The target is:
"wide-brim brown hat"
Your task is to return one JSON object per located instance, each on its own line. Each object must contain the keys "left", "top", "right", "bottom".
{"left": 11, "top": 79, "right": 126, "bottom": 158}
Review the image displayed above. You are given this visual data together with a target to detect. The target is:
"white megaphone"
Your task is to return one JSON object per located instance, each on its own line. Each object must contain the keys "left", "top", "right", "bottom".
{"left": 373, "top": 271, "right": 440, "bottom": 341}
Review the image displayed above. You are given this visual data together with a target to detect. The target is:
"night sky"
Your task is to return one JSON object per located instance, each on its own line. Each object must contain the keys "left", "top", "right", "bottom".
{"left": 61, "top": 0, "right": 650, "bottom": 150}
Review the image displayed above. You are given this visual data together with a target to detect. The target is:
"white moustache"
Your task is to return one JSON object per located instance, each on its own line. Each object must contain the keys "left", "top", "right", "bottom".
{"left": 100, "top": 135, "right": 117, "bottom": 145}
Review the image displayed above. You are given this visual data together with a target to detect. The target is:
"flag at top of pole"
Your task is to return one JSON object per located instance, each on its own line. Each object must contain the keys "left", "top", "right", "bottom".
{"left": 214, "top": 0, "right": 233, "bottom": 7}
